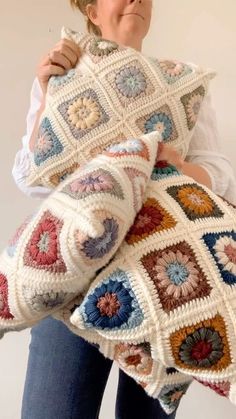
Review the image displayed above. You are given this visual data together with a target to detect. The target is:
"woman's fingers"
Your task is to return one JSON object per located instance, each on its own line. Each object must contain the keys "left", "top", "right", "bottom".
{"left": 36, "top": 38, "right": 82, "bottom": 95}
{"left": 60, "top": 44, "right": 80, "bottom": 66}
{"left": 48, "top": 50, "right": 73, "bottom": 70}
{"left": 56, "top": 38, "right": 81, "bottom": 55}
{"left": 36, "top": 64, "right": 65, "bottom": 93}
{"left": 39, "top": 63, "right": 66, "bottom": 78}
{"left": 53, "top": 39, "right": 82, "bottom": 67}
{"left": 156, "top": 143, "right": 184, "bottom": 169}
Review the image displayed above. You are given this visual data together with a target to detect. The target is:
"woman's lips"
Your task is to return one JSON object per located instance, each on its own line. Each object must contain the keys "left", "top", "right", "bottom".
{"left": 121, "top": 13, "right": 144, "bottom": 20}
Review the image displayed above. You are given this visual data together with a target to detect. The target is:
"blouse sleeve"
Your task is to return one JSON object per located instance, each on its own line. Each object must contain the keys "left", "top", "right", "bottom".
{"left": 185, "top": 93, "right": 236, "bottom": 205}
{"left": 11, "top": 77, "right": 53, "bottom": 200}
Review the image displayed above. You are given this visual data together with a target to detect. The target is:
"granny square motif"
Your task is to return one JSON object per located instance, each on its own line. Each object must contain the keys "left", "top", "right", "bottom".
{"left": 25, "top": 26, "right": 216, "bottom": 188}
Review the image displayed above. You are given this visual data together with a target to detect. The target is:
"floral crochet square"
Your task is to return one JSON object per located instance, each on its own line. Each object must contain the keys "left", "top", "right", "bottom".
{"left": 140, "top": 241, "right": 212, "bottom": 313}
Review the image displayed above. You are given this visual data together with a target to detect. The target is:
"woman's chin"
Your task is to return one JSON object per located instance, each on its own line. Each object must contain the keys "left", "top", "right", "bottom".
{"left": 120, "top": 23, "right": 143, "bottom": 37}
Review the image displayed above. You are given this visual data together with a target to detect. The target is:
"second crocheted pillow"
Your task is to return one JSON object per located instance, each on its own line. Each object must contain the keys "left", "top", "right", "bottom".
{"left": 57, "top": 153, "right": 236, "bottom": 414}
{"left": 25, "top": 26, "right": 216, "bottom": 189}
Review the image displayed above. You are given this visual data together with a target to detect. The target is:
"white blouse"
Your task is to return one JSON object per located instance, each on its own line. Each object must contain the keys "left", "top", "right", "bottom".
{"left": 12, "top": 77, "right": 236, "bottom": 204}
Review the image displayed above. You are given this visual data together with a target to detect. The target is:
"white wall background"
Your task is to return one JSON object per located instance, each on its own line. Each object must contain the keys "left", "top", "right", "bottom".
{"left": 0, "top": 1, "right": 235, "bottom": 418}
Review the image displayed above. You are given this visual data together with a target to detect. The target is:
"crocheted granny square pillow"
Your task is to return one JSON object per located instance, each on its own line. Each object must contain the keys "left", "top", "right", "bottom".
{"left": 25, "top": 26, "right": 216, "bottom": 189}
{"left": 54, "top": 150, "right": 236, "bottom": 414}
{"left": 0, "top": 132, "right": 159, "bottom": 336}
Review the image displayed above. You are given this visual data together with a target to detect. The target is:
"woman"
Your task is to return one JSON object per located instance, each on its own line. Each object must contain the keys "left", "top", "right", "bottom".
{"left": 12, "top": 1, "right": 236, "bottom": 418}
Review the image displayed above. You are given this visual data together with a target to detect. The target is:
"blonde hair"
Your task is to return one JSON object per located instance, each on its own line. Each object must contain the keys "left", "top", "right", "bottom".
{"left": 70, "top": 0, "right": 102, "bottom": 37}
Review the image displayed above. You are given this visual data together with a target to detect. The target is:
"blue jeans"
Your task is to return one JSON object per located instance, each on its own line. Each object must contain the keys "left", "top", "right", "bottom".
{"left": 21, "top": 316, "right": 177, "bottom": 419}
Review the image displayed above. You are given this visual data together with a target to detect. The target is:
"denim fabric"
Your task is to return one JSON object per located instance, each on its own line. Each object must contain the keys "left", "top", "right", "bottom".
{"left": 21, "top": 316, "right": 177, "bottom": 419}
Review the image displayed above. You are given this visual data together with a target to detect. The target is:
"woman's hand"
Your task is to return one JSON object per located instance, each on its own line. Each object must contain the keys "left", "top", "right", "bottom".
{"left": 156, "top": 142, "right": 184, "bottom": 170}
{"left": 36, "top": 38, "right": 82, "bottom": 95}
{"left": 156, "top": 142, "right": 212, "bottom": 188}
{"left": 29, "top": 39, "right": 82, "bottom": 152}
